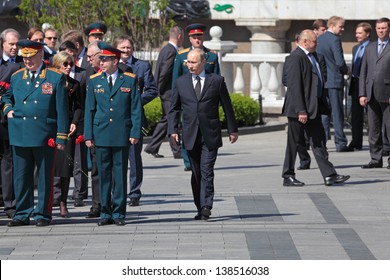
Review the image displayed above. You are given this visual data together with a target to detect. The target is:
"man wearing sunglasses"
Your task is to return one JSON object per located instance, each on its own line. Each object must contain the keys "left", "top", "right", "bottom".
{"left": 2, "top": 40, "right": 69, "bottom": 227}
{"left": 43, "top": 26, "right": 58, "bottom": 59}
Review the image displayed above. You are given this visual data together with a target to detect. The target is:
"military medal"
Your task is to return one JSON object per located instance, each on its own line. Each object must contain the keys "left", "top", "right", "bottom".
{"left": 42, "top": 82, "right": 53, "bottom": 94}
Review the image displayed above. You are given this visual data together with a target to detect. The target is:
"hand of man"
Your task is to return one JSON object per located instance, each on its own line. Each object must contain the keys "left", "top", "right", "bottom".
{"left": 359, "top": 96, "right": 368, "bottom": 107}
{"left": 229, "top": 133, "right": 238, "bottom": 144}
{"left": 56, "top": 144, "right": 65, "bottom": 150}
{"left": 85, "top": 140, "right": 94, "bottom": 148}
{"left": 7, "top": 110, "right": 14, "bottom": 119}
{"left": 298, "top": 112, "right": 308, "bottom": 124}
{"left": 170, "top": 134, "right": 180, "bottom": 145}
{"left": 129, "top": 138, "right": 139, "bottom": 145}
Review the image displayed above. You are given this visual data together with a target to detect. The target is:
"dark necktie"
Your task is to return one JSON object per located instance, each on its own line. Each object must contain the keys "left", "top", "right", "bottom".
{"left": 109, "top": 75, "right": 113, "bottom": 90}
{"left": 194, "top": 76, "right": 201, "bottom": 100}
{"left": 308, "top": 54, "right": 322, "bottom": 97}
{"left": 30, "top": 71, "right": 36, "bottom": 83}
{"left": 352, "top": 45, "right": 365, "bottom": 77}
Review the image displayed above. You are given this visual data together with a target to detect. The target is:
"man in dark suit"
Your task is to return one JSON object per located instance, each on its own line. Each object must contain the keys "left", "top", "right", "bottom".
{"left": 1, "top": 29, "right": 23, "bottom": 64}
{"left": 317, "top": 16, "right": 352, "bottom": 152}
{"left": 144, "top": 26, "right": 184, "bottom": 159}
{"left": 84, "top": 42, "right": 142, "bottom": 226}
{"left": 0, "top": 30, "right": 23, "bottom": 219}
{"left": 2, "top": 40, "right": 69, "bottom": 227}
{"left": 348, "top": 22, "right": 372, "bottom": 151}
{"left": 281, "top": 30, "right": 350, "bottom": 187}
{"left": 113, "top": 35, "right": 158, "bottom": 207}
{"left": 172, "top": 23, "right": 221, "bottom": 172}
{"left": 168, "top": 48, "right": 238, "bottom": 220}
{"left": 359, "top": 17, "right": 390, "bottom": 169}
{"left": 61, "top": 30, "right": 90, "bottom": 70}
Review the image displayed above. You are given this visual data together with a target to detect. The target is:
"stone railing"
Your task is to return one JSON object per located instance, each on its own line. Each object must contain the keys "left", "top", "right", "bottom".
{"left": 221, "top": 53, "right": 353, "bottom": 109}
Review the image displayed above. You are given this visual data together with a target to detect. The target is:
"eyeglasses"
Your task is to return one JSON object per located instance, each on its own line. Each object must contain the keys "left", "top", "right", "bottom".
{"left": 46, "top": 37, "right": 58, "bottom": 40}
{"left": 87, "top": 52, "right": 100, "bottom": 59}
{"left": 63, "top": 61, "right": 74, "bottom": 67}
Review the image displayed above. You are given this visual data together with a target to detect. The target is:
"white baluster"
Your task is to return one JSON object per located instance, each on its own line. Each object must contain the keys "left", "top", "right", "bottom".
{"left": 233, "top": 62, "right": 245, "bottom": 94}
{"left": 250, "top": 63, "right": 261, "bottom": 99}
{"left": 267, "top": 62, "right": 280, "bottom": 100}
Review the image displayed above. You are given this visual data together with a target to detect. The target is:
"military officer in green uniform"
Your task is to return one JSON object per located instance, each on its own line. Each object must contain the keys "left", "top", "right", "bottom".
{"left": 2, "top": 40, "right": 69, "bottom": 227}
{"left": 84, "top": 42, "right": 142, "bottom": 226}
{"left": 171, "top": 23, "right": 221, "bottom": 171}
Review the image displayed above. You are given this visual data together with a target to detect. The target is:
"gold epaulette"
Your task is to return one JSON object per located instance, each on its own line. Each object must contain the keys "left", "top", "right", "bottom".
{"left": 124, "top": 72, "right": 136, "bottom": 78}
{"left": 47, "top": 67, "right": 62, "bottom": 74}
{"left": 178, "top": 47, "right": 190, "bottom": 54}
{"left": 11, "top": 68, "right": 25, "bottom": 76}
{"left": 209, "top": 49, "right": 217, "bottom": 54}
{"left": 90, "top": 72, "right": 102, "bottom": 79}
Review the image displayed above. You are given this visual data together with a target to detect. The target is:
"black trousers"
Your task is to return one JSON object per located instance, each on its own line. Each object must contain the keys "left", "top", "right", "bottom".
{"left": 187, "top": 130, "right": 218, "bottom": 212}
{"left": 282, "top": 115, "right": 336, "bottom": 179}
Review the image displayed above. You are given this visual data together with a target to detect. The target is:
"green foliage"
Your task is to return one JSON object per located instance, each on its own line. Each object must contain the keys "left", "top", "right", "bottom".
{"left": 17, "top": 0, "right": 174, "bottom": 52}
{"left": 219, "top": 93, "right": 260, "bottom": 127}
{"left": 144, "top": 94, "right": 260, "bottom": 136}
{"left": 143, "top": 97, "right": 163, "bottom": 136}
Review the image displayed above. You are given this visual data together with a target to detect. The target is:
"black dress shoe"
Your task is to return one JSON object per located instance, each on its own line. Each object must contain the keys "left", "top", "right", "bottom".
{"left": 145, "top": 150, "right": 164, "bottom": 158}
{"left": 129, "top": 198, "right": 140, "bottom": 206}
{"left": 74, "top": 199, "right": 85, "bottom": 207}
{"left": 382, "top": 150, "right": 390, "bottom": 157}
{"left": 324, "top": 174, "right": 350, "bottom": 186}
{"left": 194, "top": 213, "right": 202, "bottom": 220}
{"left": 114, "top": 219, "right": 125, "bottom": 226}
{"left": 201, "top": 206, "right": 211, "bottom": 218}
{"left": 36, "top": 219, "right": 51, "bottom": 226}
{"left": 7, "top": 219, "right": 30, "bottom": 227}
{"left": 86, "top": 210, "right": 101, "bottom": 218}
{"left": 98, "top": 218, "right": 114, "bottom": 226}
{"left": 173, "top": 154, "right": 183, "bottom": 159}
{"left": 184, "top": 167, "right": 192, "bottom": 171}
{"left": 387, "top": 165, "right": 390, "bottom": 169}
{"left": 297, "top": 165, "right": 310, "bottom": 170}
{"left": 361, "top": 162, "right": 383, "bottom": 169}
{"left": 6, "top": 210, "right": 16, "bottom": 219}
{"left": 283, "top": 177, "right": 305, "bottom": 187}
{"left": 336, "top": 146, "right": 354, "bottom": 152}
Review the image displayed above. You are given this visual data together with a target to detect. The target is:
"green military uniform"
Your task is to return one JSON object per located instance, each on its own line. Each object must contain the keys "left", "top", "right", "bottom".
{"left": 172, "top": 46, "right": 220, "bottom": 83}
{"left": 84, "top": 69, "right": 142, "bottom": 222}
{"left": 2, "top": 64, "right": 69, "bottom": 224}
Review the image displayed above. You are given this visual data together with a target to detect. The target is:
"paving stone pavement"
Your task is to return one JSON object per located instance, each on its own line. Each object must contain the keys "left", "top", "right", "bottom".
{"left": 0, "top": 126, "right": 389, "bottom": 260}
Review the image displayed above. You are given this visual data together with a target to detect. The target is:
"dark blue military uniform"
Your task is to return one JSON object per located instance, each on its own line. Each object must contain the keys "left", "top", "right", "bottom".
{"left": 2, "top": 64, "right": 69, "bottom": 224}
{"left": 84, "top": 68, "right": 142, "bottom": 222}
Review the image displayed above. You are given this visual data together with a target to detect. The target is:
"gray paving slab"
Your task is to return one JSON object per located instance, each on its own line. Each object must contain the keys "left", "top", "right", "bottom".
{"left": 0, "top": 127, "right": 390, "bottom": 260}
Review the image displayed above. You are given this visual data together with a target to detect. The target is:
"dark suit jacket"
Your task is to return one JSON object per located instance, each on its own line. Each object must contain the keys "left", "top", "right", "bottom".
{"left": 317, "top": 31, "right": 348, "bottom": 89}
{"left": 168, "top": 73, "right": 238, "bottom": 150}
{"left": 359, "top": 40, "right": 390, "bottom": 103}
{"left": 67, "top": 76, "right": 83, "bottom": 130}
{"left": 127, "top": 56, "right": 158, "bottom": 105}
{"left": 282, "top": 47, "right": 329, "bottom": 119}
{"left": 154, "top": 43, "right": 177, "bottom": 101}
{"left": 0, "top": 61, "right": 24, "bottom": 139}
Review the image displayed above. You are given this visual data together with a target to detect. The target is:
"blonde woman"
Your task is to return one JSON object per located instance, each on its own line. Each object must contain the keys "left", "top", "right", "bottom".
{"left": 51, "top": 51, "right": 83, "bottom": 218}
